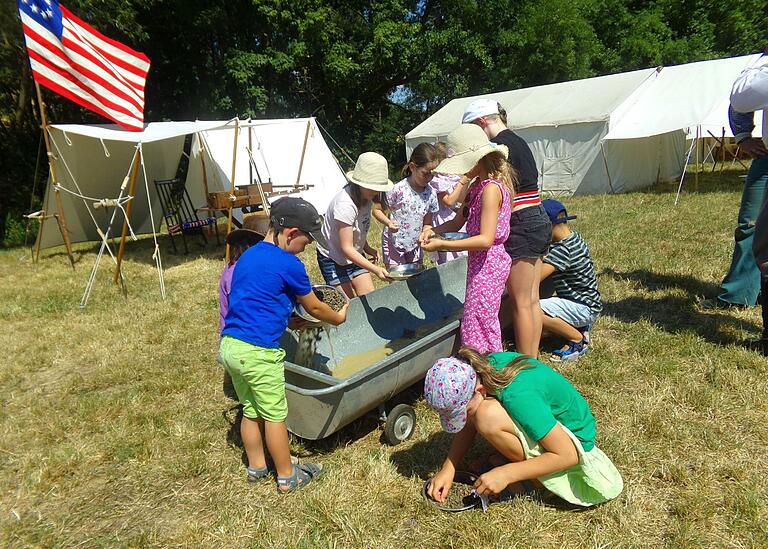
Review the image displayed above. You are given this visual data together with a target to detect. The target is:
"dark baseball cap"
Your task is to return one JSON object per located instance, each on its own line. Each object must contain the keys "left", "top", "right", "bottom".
{"left": 269, "top": 197, "right": 323, "bottom": 237}
{"left": 542, "top": 199, "right": 577, "bottom": 225}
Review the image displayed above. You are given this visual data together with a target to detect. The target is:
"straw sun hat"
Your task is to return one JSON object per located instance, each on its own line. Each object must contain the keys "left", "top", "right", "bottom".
{"left": 434, "top": 124, "right": 509, "bottom": 176}
{"left": 346, "top": 151, "right": 394, "bottom": 192}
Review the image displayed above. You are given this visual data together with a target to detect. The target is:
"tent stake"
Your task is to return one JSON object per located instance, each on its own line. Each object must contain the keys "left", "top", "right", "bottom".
{"left": 295, "top": 119, "right": 312, "bottom": 189}
{"left": 225, "top": 119, "right": 240, "bottom": 263}
{"left": 35, "top": 82, "right": 75, "bottom": 269}
{"left": 113, "top": 148, "right": 141, "bottom": 285}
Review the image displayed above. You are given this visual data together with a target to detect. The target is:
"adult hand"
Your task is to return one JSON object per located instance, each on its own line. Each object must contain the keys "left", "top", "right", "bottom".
{"left": 473, "top": 467, "right": 513, "bottom": 496}
{"left": 427, "top": 469, "right": 455, "bottom": 503}
{"left": 287, "top": 316, "right": 309, "bottom": 331}
{"left": 388, "top": 220, "right": 400, "bottom": 233}
{"left": 740, "top": 138, "right": 768, "bottom": 158}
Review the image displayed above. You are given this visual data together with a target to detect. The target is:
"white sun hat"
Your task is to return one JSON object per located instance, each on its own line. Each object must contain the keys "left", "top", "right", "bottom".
{"left": 346, "top": 152, "right": 394, "bottom": 192}
{"left": 434, "top": 124, "right": 508, "bottom": 176}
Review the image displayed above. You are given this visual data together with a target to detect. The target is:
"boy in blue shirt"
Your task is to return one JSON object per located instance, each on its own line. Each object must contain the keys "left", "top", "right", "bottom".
{"left": 539, "top": 200, "right": 602, "bottom": 362}
{"left": 220, "top": 197, "right": 348, "bottom": 493}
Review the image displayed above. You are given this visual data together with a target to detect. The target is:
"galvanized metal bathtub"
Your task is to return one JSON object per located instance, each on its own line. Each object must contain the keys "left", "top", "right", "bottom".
{"left": 280, "top": 257, "right": 467, "bottom": 443}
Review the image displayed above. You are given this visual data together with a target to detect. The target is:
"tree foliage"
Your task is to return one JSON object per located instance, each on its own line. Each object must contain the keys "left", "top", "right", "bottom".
{"left": 1, "top": 0, "right": 765, "bottom": 243}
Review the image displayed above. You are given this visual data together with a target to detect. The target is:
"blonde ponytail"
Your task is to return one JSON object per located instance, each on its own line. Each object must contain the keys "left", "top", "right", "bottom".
{"left": 480, "top": 150, "right": 518, "bottom": 196}
{"left": 457, "top": 346, "right": 534, "bottom": 396}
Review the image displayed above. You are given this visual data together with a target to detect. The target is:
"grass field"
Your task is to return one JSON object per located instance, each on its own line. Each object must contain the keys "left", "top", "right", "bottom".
{"left": 2, "top": 167, "right": 767, "bottom": 548}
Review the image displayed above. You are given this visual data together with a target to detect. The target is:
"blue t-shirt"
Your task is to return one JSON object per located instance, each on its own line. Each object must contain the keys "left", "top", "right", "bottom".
{"left": 222, "top": 241, "right": 312, "bottom": 348}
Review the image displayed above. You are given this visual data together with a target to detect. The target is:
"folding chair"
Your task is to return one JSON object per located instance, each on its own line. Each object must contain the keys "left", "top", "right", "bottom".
{"left": 154, "top": 134, "right": 219, "bottom": 253}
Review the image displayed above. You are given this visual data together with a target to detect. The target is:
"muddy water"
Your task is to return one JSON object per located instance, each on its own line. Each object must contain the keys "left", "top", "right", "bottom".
{"left": 328, "top": 311, "right": 463, "bottom": 380}
{"left": 293, "top": 310, "right": 462, "bottom": 378}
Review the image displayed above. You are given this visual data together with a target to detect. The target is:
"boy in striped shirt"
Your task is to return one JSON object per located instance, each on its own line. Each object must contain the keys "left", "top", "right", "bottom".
{"left": 539, "top": 200, "right": 602, "bottom": 362}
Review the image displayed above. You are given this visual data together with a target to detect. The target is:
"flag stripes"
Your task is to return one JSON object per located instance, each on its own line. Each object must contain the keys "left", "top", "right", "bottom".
{"left": 18, "top": 1, "right": 150, "bottom": 131}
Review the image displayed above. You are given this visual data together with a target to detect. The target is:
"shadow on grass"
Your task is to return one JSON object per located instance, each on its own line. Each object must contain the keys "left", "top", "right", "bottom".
{"left": 389, "top": 430, "right": 455, "bottom": 480}
{"left": 222, "top": 381, "right": 428, "bottom": 460}
{"left": 602, "top": 268, "right": 759, "bottom": 345}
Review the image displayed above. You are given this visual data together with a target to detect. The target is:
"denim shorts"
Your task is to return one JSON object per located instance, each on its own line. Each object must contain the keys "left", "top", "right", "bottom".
{"left": 505, "top": 203, "right": 552, "bottom": 260}
{"left": 317, "top": 251, "right": 368, "bottom": 286}
{"left": 540, "top": 297, "right": 599, "bottom": 329}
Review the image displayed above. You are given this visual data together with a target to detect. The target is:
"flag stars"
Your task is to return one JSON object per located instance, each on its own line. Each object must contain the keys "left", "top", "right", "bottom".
{"left": 30, "top": 3, "right": 39, "bottom": 13}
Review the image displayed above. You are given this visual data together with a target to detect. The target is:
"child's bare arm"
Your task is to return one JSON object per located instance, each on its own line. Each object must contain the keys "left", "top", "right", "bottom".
{"left": 473, "top": 424, "right": 579, "bottom": 496}
{"left": 372, "top": 202, "right": 399, "bottom": 231}
{"left": 422, "top": 184, "right": 500, "bottom": 252}
{"left": 441, "top": 176, "right": 472, "bottom": 208}
{"left": 295, "top": 292, "right": 348, "bottom": 325}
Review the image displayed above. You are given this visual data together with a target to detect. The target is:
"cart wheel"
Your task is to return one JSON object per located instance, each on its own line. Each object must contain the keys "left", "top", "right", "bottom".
{"left": 383, "top": 404, "right": 416, "bottom": 445}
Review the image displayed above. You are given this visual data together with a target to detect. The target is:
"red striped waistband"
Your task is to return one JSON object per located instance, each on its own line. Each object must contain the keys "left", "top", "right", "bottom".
{"left": 513, "top": 189, "right": 541, "bottom": 206}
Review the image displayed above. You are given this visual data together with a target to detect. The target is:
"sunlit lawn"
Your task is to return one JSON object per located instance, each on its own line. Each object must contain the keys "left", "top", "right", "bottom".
{"left": 1, "top": 166, "right": 767, "bottom": 547}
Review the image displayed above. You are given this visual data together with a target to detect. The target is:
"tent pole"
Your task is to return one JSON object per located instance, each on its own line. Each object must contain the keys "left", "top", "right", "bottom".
{"left": 113, "top": 148, "right": 141, "bottom": 285}
{"left": 248, "top": 120, "right": 253, "bottom": 185}
{"left": 600, "top": 142, "right": 615, "bottom": 194}
{"left": 295, "top": 119, "right": 312, "bottom": 189}
{"left": 35, "top": 82, "right": 75, "bottom": 269}
{"left": 199, "top": 135, "right": 210, "bottom": 197}
{"left": 720, "top": 127, "right": 726, "bottom": 172}
{"left": 694, "top": 125, "right": 700, "bottom": 191}
{"left": 225, "top": 118, "right": 240, "bottom": 263}
{"left": 675, "top": 136, "right": 696, "bottom": 205}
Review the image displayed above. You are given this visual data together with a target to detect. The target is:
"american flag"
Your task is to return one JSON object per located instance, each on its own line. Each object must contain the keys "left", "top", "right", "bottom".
{"left": 17, "top": 0, "right": 150, "bottom": 131}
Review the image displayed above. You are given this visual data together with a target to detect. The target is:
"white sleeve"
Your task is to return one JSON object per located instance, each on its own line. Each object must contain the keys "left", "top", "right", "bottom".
{"left": 731, "top": 58, "right": 768, "bottom": 113}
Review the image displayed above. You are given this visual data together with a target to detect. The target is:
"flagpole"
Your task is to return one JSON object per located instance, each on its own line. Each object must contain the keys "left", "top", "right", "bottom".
{"left": 34, "top": 82, "right": 76, "bottom": 269}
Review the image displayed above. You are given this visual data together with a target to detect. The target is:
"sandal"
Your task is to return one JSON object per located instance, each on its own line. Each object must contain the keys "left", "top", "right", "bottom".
{"left": 246, "top": 455, "right": 300, "bottom": 483}
{"left": 246, "top": 466, "right": 270, "bottom": 483}
{"left": 277, "top": 463, "right": 324, "bottom": 493}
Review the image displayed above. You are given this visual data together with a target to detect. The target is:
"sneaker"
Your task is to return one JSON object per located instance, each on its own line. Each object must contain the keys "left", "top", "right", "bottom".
{"left": 551, "top": 339, "right": 588, "bottom": 362}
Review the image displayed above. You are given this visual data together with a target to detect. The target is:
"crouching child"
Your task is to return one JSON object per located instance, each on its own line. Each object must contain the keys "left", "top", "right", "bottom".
{"left": 424, "top": 347, "right": 623, "bottom": 508}
{"left": 539, "top": 200, "right": 602, "bottom": 362}
{"left": 220, "top": 198, "right": 348, "bottom": 493}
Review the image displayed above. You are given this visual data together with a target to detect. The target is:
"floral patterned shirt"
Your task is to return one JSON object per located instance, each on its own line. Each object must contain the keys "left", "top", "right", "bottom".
{"left": 385, "top": 178, "right": 440, "bottom": 252}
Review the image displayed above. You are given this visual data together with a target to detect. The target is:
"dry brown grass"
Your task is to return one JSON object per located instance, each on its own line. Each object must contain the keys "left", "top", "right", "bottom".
{"left": 1, "top": 167, "right": 767, "bottom": 547}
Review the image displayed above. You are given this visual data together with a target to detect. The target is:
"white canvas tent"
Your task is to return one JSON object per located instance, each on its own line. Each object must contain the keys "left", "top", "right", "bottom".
{"left": 37, "top": 117, "right": 347, "bottom": 250}
{"left": 406, "top": 54, "right": 763, "bottom": 195}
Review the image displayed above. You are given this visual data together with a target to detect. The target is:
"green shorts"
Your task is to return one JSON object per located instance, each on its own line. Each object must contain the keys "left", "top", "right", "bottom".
{"left": 219, "top": 336, "right": 288, "bottom": 422}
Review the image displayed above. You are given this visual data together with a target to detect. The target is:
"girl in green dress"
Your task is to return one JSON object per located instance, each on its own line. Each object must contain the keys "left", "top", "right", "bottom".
{"left": 424, "top": 346, "right": 623, "bottom": 507}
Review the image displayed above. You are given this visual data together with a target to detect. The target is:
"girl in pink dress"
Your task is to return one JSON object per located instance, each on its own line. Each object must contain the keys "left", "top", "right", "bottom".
{"left": 422, "top": 125, "right": 514, "bottom": 353}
